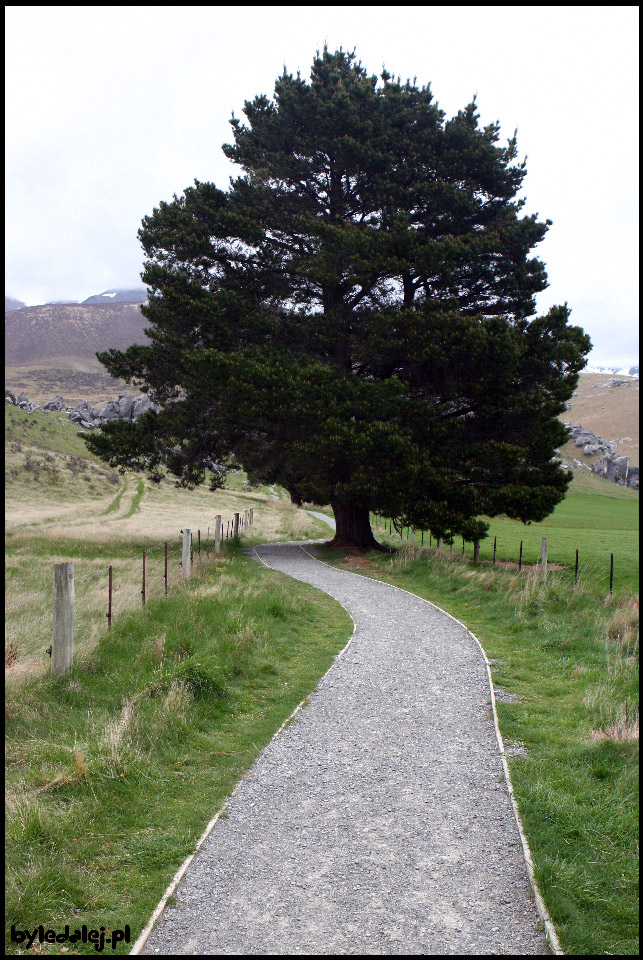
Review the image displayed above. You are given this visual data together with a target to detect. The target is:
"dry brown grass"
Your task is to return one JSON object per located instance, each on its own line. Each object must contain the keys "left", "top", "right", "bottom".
{"left": 591, "top": 717, "right": 639, "bottom": 742}
{"left": 5, "top": 466, "right": 325, "bottom": 687}
{"left": 606, "top": 599, "right": 639, "bottom": 646}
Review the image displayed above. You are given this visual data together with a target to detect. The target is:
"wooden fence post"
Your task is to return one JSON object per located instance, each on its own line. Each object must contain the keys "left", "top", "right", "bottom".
{"left": 182, "top": 529, "right": 191, "bottom": 579}
{"left": 473, "top": 540, "right": 480, "bottom": 563}
{"left": 244, "top": 509, "right": 249, "bottom": 529}
{"left": 541, "top": 537, "right": 548, "bottom": 580}
{"left": 214, "top": 515, "right": 222, "bottom": 553}
{"left": 249, "top": 508, "right": 254, "bottom": 526}
{"left": 233, "top": 513, "right": 240, "bottom": 538}
{"left": 52, "top": 562, "right": 74, "bottom": 676}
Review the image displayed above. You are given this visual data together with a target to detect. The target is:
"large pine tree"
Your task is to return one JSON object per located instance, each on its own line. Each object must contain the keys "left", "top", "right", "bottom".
{"left": 86, "top": 48, "right": 590, "bottom": 549}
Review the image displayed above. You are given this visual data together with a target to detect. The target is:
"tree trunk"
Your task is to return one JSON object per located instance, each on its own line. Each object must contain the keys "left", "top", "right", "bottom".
{"left": 327, "top": 496, "right": 384, "bottom": 551}
{"left": 288, "top": 487, "right": 302, "bottom": 507}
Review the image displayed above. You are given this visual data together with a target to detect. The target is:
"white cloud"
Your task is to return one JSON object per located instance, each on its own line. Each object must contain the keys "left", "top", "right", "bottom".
{"left": 5, "top": 5, "right": 639, "bottom": 365}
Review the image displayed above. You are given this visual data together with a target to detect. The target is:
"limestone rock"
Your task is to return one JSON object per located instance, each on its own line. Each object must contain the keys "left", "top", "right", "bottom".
{"left": 98, "top": 398, "right": 121, "bottom": 420}
{"left": 613, "top": 456, "right": 630, "bottom": 481}
{"left": 43, "top": 396, "right": 65, "bottom": 411}
{"left": 593, "top": 455, "right": 616, "bottom": 482}
{"left": 117, "top": 394, "right": 134, "bottom": 419}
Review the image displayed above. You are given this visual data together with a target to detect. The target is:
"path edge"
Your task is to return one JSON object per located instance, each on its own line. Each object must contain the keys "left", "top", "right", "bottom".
{"left": 129, "top": 547, "right": 357, "bottom": 955}
{"left": 299, "top": 541, "right": 564, "bottom": 956}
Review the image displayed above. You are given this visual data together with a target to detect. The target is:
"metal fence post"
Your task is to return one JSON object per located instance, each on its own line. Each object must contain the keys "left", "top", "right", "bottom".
{"left": 52, "top": 562, "right": 74, "bottom": 676}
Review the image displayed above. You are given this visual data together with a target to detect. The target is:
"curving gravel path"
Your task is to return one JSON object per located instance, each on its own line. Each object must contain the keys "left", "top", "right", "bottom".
{"left": 140, "top": 541, "right": 547, "bottom": 955}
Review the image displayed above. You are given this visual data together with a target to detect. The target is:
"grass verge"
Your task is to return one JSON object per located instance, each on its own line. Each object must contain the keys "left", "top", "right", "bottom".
{"left": 315, "top": 540, "right": 638, "bottom": 956}
{"left": 5, "top": 543, "right": 352, "bottom": 955}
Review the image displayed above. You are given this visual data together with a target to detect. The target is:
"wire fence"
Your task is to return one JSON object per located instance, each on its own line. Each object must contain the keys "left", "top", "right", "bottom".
{"left": 5, "top": 509, "right": 254, "bottom": 677}
{"left": 371, "top": 514, "right": 622, "bottom": 594}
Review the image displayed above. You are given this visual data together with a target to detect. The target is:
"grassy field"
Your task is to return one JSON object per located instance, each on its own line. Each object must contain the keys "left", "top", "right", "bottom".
{"left": 375, "top": 472, "right": 639, "bottom": 595}
{"left": 5, "top": 403, "right": 330, "bottom": 682}
{"left": 5, "top": 363, "right": 130, "bottom": 406}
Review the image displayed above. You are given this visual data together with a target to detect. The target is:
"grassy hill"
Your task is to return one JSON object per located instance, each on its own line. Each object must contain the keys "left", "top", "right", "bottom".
{"left": 560, "top": 371, "right": 639, "bottom": 468}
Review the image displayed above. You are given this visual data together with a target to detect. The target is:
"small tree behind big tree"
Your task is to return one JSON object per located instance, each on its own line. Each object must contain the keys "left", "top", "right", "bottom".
{"left": 86, "top": 48, "right": 591, "bottom": 549}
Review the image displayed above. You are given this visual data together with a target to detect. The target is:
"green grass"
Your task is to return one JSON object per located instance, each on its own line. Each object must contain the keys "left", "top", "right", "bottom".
{"left": 314, "top": 541, "right": 638, "bottom": 956}
{"left": 5, "top": 544, "right": 352, "bottom": 955}
{"left": 124, "top": 477, "right": 145, "bottom": 518}
{"left": 5, "top": 405, "right": 104, "bottom": 461}
{"left": 103, "top": 476, "right": 127, "bottom": 514}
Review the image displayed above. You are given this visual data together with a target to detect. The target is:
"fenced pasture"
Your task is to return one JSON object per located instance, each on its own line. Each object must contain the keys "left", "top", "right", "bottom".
{"left": 372, "top": 477, "right": 639, "bottom": 594}
{"left": 5, "top": 462, "right": 328, "bottom": 682}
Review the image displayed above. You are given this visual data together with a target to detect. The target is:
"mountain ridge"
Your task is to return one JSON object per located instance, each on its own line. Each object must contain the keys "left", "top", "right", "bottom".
{"left": 5, "top": 301, "right": 150, "bottom": 367}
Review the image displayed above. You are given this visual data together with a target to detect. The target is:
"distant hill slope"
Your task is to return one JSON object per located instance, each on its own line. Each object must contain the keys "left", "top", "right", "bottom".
{"left": 559, "top": 372, "right": 639, "bottom": 469}
{"left": 82, "top": 288, "right": 148, "bottom": 305}
{"left": 5, "top": 301, "right": 150, "bottom": 366}
{"left": 5, "top": 296, "right": 27, "bottom": 312}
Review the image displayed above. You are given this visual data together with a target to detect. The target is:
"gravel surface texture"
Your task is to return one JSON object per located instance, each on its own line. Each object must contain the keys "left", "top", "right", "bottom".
{"left": 142, "top": 541, "right": 547, "bottom": 955}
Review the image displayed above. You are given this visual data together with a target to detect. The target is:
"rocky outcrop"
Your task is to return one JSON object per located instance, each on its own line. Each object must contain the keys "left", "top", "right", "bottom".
{"left": 593, "top": 454, "right": 639, "bottom": 489}
{"left": 563, "top": 422, "right": 618, "bottom": 457}
{"left": 42, "top": 395, "right": 65, "bottom": 412}
{"left": 562, "top": 423, "right": 638, "bottom": 489}
{"left": 5, "top": 389, "right": 158, "bottom": 427}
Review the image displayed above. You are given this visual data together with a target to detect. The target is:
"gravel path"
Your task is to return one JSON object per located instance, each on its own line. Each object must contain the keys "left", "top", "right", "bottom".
{"left": 141, "top": 542, "right": 547, "bottom": 955}
{"left": 305, "top": 510, "right": 336, "bottom": 530}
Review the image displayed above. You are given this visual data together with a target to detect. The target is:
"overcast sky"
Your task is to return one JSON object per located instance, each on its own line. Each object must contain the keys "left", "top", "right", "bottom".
{"left": 5, "top": 5, "right": 639, "bottom": 366}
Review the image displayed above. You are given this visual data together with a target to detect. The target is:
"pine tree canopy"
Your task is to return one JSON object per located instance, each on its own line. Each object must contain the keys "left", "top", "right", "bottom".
{"left": 86, "top": 47, "right": 591, "bottom": 549}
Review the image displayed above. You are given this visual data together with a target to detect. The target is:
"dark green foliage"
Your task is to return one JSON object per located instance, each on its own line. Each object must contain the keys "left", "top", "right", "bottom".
{"left": 86, "top": 47, "right": 591, "bottom": 548}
